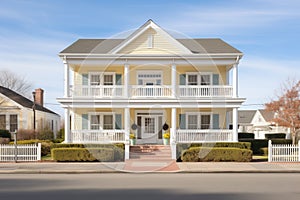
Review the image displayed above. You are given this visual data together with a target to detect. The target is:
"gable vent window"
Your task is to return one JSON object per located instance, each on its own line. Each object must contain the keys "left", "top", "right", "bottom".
{"left": 148, "top": 34, "right": 153, "bottom": 48}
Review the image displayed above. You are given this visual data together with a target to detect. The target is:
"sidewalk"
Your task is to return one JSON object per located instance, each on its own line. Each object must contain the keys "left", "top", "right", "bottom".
{"left": 1, "top": 161, "right": 300, "bottom": 173}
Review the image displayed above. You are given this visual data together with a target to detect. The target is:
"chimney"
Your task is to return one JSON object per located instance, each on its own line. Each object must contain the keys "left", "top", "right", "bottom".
{"left": 34, "top": 88, "right": 44, "bottom": 107}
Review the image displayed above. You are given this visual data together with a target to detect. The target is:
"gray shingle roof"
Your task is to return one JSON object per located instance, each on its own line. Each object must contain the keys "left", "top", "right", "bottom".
{"left": 228, "top": 110, "right": 256, "bottom": 125}
{"left": 60, "top": 38, "right": 242, "bottom": 54}
{"left": 0, "top": 86, "right": 59, "bottom": 115}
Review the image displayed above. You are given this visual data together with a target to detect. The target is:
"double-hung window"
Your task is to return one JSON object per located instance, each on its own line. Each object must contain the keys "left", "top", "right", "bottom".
{"left": 9, "top": 114, "right": 18, "bottom": 132}
{"left": 90, "top": 114, "right": 114, "bottom": 130}
{"left": 186, "top": 73, "right": 212, "bottom": 85}
{"left": 186, "top": 113, "right": 211, "bottom": 130}
{"left": 0, "top": 115, "right": 6, "bottom": 130}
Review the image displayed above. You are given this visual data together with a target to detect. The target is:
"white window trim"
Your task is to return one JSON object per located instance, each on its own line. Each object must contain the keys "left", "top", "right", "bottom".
{"left": 186, "top": 112, "right": 212, "bottom": 129}
{"left": 88, "top": 112, "right": 116, "bottom": 130}
{"left": 88, "top": 72, "right": 116, "bottom": 86}
{"left": 186, "top": 72, "right": 213, "bottom": 85}
{"left": 136, "top": 70, "right": 163, "bottom": 85}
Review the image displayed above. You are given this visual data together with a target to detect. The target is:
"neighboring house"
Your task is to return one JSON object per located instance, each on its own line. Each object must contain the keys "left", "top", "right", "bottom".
{"left": 0, "top": 87, "right": 60, "bottom": 137}
{"left": 57, "top": 20, "right": 245, "bottom": 159}
{"left": 229, "top": 109, "right": 290, "bottom": 139}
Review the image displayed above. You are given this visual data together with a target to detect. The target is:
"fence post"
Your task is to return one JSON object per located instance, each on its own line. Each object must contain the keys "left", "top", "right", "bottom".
{"left": 298, "top": 140, "right": 300, "bottom": 162}
{"left": 268, "top": 140, "right": 272, "bottom": 162}
{"left": 37, "top": 143, "right": 41, "bottom": 161}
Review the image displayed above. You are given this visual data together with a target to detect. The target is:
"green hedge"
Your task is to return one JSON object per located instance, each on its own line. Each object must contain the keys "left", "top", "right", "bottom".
{"left": 50, "top": 143, "right": 125, "bottom": 161}
{"left": 259, "top": 147, "right": 268, "bottom": 156}
{"left": 0, "top": 130, "right": 11, "bottom": 138}
{"left": 177, "top": 142, "right": 251, "bottom": 160}
{"left": 239, "top": 139, "right": 292, "bottom": 155}
{"left": 238, "top": 132, "right": 254, "bottom": 139}
{"left": 9, "top": 139, "right": 52, "bottom": 156}
{"left": 51, "top": 148, "right": 115, "bottom": 162}
{"left": 265, "top": 133, "right": 286, "bottom": 139}
{"left": 181, "top": 147, "right": 252, "bottom": 162}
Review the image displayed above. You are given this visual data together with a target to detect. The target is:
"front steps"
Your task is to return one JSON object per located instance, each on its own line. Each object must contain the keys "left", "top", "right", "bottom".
{"left": 129, "top": 145, "right": 172, "bottom": 160}
{"left": 124, "top": 145, "right": 179, "bottom": 172}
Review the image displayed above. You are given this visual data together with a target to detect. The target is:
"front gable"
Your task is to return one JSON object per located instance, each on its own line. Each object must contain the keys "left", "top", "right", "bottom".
{"left": 110, "top": 20, "right": 192, "bottom": 55}
{"left": 0, "top": 94, "right": 22, "bottom": 109}
{"left": 251, "top": 110, "right": 269, "bottom": 126}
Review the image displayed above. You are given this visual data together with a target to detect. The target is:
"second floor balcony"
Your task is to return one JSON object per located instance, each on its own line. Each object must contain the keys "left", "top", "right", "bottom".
{"left": 70, "top": 85, "right": 233, "bottom": 98}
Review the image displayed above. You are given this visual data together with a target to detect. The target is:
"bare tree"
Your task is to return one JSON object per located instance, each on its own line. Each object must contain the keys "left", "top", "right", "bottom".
{"left": 0, "top": 70, "right": 32, "bottom": 97}
{"left": 265, "top": 79, "right": 300, "bottom": 144}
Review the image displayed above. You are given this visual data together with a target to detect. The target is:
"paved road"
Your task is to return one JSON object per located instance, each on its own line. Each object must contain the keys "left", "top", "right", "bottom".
{"left": 0, "top": 173, "right": 299, "bottom": 200}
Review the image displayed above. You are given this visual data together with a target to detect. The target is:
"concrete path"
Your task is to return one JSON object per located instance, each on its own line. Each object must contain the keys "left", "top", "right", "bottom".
{"left": 1, "top": 161, "right": 300, "bottom": 173}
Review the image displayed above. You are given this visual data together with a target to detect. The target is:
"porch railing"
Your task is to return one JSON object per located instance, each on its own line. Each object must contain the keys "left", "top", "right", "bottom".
{"left": 71, "top": 85, "right": 124, "bottom": 97}
{"left": 70, "top": 85, "right": 233, "bottom": 98}
{"left": 175, "top": 129, "right": 233, "bottom": 143}
{"left": 178, "top": 86, "right": 233, "bottom": 97}
{"left": 71, "top": 130, "right": 125, "bottom": 143}
{"left": 130, "top": 85, "right": 173, "bottom": 97}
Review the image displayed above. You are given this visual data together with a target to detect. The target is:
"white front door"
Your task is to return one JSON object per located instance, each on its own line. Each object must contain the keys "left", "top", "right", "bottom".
{"left": 136, "top": 112, "right": 164, "bottom": 144}
{"left": 142, "top": 116, "right": 157, "bottom": 143}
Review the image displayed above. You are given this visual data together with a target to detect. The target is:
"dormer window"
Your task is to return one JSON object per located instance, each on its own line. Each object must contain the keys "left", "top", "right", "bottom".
{"left": 148, "top": 34, "right": 153, "bottom": 48}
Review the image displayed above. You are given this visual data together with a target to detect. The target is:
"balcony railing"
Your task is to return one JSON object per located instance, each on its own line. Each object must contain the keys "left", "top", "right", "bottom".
{"left": 131, "top": 85, "right": 172, "bottom": 97}
{"left": 72, "top": 85, "right": 124, "bottom": 97}
{"left": 178, "top": 86, "right": 233, "bottom": 97}
{"left": 175, "top": 129, "right": 233, "bottom": 143}
{"left": 71, "top": 130, "right": 125, "bottom": 143}
{"left": 70, "top": 85, "right": 233, "bottom": 98}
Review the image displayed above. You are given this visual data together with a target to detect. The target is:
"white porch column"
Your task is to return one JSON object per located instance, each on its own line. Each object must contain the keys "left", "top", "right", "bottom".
{"left": 124, "top": 107, "right": 130, "bottom": 160}
{"left": 63, "top": 57, "right": 70, "bottom": 98}
{"left": 171, "top": 64, "right": 177, "bottom": 97}
{"left": 232, "top": 107, "right": 238, "bottom": 142}
{"left": 64, "top": 108, "right": 71, "bottom": 143}
{"left": 171, "top": 107, "right": 177, "bottom": 160}
{"left": 232, "top": 63, "right": 238, "bottom": 98}
{"left": 124, "top": 63, "right": 129, "bottom": 98}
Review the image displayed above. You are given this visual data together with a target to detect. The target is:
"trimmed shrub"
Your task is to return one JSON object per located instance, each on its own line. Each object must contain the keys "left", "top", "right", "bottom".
{"left": 16, "top": 129, "right": 37, "bottom": 140}
{"left": 9, "top": 139, "right": 52, "bottom": 156}
{"left": 52, "top": 138, "right": 64, "bottom": 143}
{"left": 51, "top": 148, "right": 115, "bottom": 162}
{"left": 259, "top": 147, "right": 268, "bottom": 156}
{"left": 239, "top": 139, "right": 292, "bottom": 155}
{"left": 177, "top": 142, "right": 251, "bottom": 160}
{"left": 265, "top": 133, "right": 286, "bottom": 139}
{"left": 181, "top": 147, "right": 252, "bottom": 162}
{"left": 37, "top": 128, "right": 54, "bottom": 140}
{"left": 238, "top": 132, "right": 254, "bottom": 139}
{"left": 0, "top": 130, "right": 11, "bottom": 138}
{"left": 50, "top": 143, "right": 125, "bottom": 161}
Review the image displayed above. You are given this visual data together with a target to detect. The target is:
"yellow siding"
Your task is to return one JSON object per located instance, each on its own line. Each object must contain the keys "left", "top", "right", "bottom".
{"left": 72, "top": 108, "right": 124, "bottom": 130}
{"left": 176, "top": 65, "right": 227, "bottom": 85}
{"left": 119, "top": 28, "right": 184, "bottom": 55}
{"left": 177, "top": 108, "right": 227, "bottom": 129}
{"left": 129, "top": 65, "right": 171, "bottom": 85}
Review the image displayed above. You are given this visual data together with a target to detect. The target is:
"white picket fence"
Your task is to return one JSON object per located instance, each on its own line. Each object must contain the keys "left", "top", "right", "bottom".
{"left": 268, "top": 140, "right": 300, "bottom": 162}
{"left": 0, "top": 143, "right": 41, "bottom": 162}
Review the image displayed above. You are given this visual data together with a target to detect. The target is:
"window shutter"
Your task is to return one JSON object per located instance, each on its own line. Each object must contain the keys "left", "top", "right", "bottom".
{"left": 213, "top": 74, "right": 219, "bottom": 85}
{"left": 179, "top": 74, "right": 186, "bottom": 85}
{"left": 82, "top": 74, "right": 89, "bottom": 85}
{"left": 115, "top": 114, "right": 122, "bottom": 129}
{"left": 115, "top": 74, "right": 122, "bottom": 85}
{"left": 179, "top": 114, "right": 186, "bottom": 129}
{"left": 82, "top": 114, "right": 88, "bottom": 130}
{"left": 213, "top": 114, "right": 219, "bottom": 129}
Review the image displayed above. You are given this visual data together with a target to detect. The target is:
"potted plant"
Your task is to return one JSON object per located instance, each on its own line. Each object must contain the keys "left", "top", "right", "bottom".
{"left": 163, "top": 133, "right": 170, "bottom": 145}
{"left": 129, "top": 133, "right": 136, "bottom": 145}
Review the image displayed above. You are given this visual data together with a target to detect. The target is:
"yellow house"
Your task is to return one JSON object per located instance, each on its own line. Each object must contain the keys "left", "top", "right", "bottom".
{"left": 57, "top": 20, "right": 245, "bottom": 159}
{"left": 0, "top": 87, "right": 60, "bottom": 137}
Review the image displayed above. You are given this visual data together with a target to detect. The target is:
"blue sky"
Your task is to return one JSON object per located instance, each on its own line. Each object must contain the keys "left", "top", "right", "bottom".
{"left": 0, "top": 0, "right": 300, "bottom": 116}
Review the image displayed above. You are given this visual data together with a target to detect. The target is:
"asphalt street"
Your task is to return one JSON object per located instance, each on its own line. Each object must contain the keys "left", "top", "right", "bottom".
{"left": 0, "top": 173, "right": 299, "bottom": 200}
